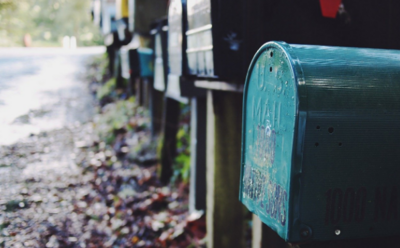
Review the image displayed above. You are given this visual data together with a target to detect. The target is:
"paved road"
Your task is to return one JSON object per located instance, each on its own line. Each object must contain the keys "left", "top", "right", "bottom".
{"left": 0, "top": 47, "right": 104, "bottom": 246}
{"left": 0, "top": 47, "right": 105, "bottom": 145}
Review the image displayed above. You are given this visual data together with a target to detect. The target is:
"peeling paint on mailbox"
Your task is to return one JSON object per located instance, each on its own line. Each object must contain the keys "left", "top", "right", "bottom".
{"left": 240, "top": 41, "right": 400, "bottom": 242}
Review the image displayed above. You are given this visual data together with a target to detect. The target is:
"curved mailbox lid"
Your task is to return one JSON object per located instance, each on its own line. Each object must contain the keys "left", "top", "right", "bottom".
{"left": 241, "top": 41, "right": 400, "bottom": 242}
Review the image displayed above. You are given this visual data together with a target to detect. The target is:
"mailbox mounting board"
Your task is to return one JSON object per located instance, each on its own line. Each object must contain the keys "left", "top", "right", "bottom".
{"left": 240, "top": 41, "right": 400, "bottom": 242}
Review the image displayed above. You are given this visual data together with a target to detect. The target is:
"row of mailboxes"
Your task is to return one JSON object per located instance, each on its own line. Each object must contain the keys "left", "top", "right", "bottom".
{"left": 97, "top": 0, "right": 167, "bottom": 47}
{"left": 101, "top": 0, "right": 400, "bottom": 84}
{"left": 180, "top": 0, "right": 400, "bottom": 82}
{"left": 240, "top": 41, "right": 400, "bottom": 242}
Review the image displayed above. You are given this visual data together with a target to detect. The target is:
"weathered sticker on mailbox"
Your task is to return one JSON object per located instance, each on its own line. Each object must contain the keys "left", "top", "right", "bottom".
{"left": 241, "top": 44, "right": 297, "bottom": 238}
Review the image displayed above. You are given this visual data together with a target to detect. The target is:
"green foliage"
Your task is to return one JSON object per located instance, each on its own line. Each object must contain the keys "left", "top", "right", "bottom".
{"left": 0, "top": 0, "right": 15, "bottom": 11}
{"left": 87, "top": 53, "right": 109, "bottom": 81}
{"left": 97, "top": 78, "right": 116, "bottom": 100}
{"left": 172, "top": 121, "right": 191, "bottom": 183}
{"left": 94, "top": 98, "right": 142, "bottom": 145}
{"left": 0, "top": 0, "right": 102, "bottom": 47}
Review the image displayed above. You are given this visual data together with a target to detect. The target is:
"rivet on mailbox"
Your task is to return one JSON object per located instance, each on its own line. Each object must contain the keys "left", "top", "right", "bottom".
{"left": 240, "top": 41, "right": 400, "bottom": 242}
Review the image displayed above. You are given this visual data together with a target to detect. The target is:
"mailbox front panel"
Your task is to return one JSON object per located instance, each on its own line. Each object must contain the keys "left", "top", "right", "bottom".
{"left": 241, "top": 43, "right": 298, "bottom": 239}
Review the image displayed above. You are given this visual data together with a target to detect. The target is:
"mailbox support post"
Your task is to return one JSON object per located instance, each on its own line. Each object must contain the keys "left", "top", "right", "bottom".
{"left": 142, "top": 78, "right": 150, "bottom": 108}
{"left": 189, "top": 97, "right": 207, "bottom": 212}
{"left": 252, "top": 215, "right": 291, "bottom": 248}
{"left": 206, "top": 90, "right": 247, "bottom": 248}
{"left": 160, "top": 97, "right": 181, "bottom": 184}
{"left": 135, "top": 78, "right": 143, "bottom": 106}
{"left": 150, "top": 85, "right": 164, "bottom": 137}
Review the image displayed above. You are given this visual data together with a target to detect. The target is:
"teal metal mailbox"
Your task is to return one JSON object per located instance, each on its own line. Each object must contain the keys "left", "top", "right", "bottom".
{"left": 129, "top": 48, "right": 154, "bottom": 78}
{"left": 240, "top": 41, "right": 400, "bottom": 242}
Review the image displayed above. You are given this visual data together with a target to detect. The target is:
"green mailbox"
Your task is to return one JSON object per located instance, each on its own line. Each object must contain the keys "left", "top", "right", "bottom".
{"left": 240, "top": 41, "right": 400, "bottom": 242}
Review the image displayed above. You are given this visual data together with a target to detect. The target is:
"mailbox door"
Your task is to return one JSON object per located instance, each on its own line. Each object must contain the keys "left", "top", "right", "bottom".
{"left": 241, "top": 42, "right": 299, "bottom": 240}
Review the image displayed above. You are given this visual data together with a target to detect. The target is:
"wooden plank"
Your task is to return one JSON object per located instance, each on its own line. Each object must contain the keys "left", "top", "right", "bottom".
{"left": 149, "top": 83, "right": 163, "bottom": 137}
{"left": 206, "top": 90, "right": 247, "bottom": 248}
{"left": 189, "top": 97, "right": 207, "bottom": 212}
{"left": 195, "top": 80, "right": 244, "bottom": 92}
{"left": 159, "top": 97, "right": 180, "bottom": 184}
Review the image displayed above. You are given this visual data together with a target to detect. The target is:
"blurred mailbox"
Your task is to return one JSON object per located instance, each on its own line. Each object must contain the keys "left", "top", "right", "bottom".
{"left": 116, "top": 0, "right": 131, "bottom": 44}
{"left": 128, "top": 0, "right": 168, "bottom": 35}
{"left": 101, "top": 0, "right": 117, "bottom": 35}
{"left": 166, "top": 0, "right": 205, "bottom": 103}
{"left": 240, "top": 41, "right": 400, "bottom": 242}
{"left": 129, "top": 48, "right": 154, "bottom": 79}
{"left": 151, "top": 19, "right": 168, "bottom": 92}
{"left": 186, "top": 0, "right": 243, "bottom": 80}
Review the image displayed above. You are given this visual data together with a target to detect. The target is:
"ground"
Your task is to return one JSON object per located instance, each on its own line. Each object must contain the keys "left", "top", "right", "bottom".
{"left": 0, "top": 48, "right": 205, "bottom": 247}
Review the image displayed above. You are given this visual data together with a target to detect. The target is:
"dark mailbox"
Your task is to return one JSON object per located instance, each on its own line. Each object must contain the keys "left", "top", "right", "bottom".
{"left": 186, "top": 0, "right": 243, "bottom": 80}
{"left": 240, "top": 41, "right": 400, "bottom": 242}
{"left": 128, "top": 0, "right": 168, "bottom": 35}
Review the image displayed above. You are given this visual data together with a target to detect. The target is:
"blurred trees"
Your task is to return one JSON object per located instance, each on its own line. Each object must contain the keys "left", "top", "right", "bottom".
{"left": 0, "top": 0, "right": 103, "bottom": 47}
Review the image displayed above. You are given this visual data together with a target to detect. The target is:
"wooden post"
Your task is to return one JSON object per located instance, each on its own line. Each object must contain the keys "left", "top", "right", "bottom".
{"left": 149, "top": 84, "right": 164, "bottom": 137}
{"left": 206, "top": 90, "right": 247, "bottom": 248}
{"left": 135, "top": 78, "right": 143, "bottom": 106}
{"left": 189, "top": 97, "right": 207, "bottom": 213}
{"left": 106, "top": 45, "right": 116, "bottom": 76}
{"left": 160, "top": 97, "right": 181, "bottom": 184}
{"left": 252, "top": 215, "right": 291, "bottom": 248}
{"left": 142, "top": 78, "right": 150, "bottom": 108}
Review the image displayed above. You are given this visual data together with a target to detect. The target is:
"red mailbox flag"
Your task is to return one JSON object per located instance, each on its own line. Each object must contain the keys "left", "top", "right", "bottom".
{"left": 319, "top": 0, "right": 342, "bottom": 18}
